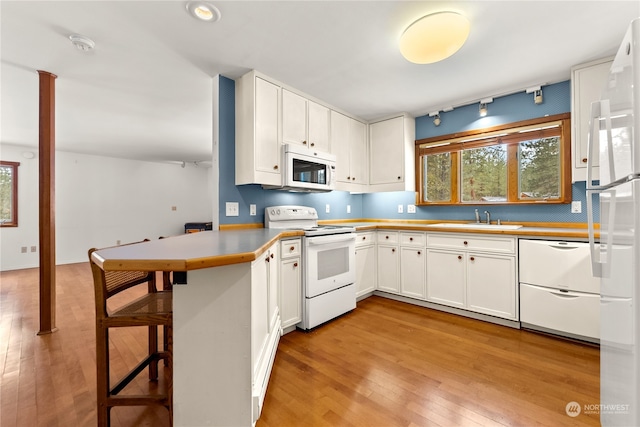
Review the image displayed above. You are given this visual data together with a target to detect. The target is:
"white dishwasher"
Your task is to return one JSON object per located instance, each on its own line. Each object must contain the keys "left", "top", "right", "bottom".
{"left": 519, "top": 239, "right": 600, "bottom": 342}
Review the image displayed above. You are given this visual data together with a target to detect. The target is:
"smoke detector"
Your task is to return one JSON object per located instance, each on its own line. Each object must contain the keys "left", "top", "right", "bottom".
{"left": 68, "top": 34, "right": 95, "bottom": 51}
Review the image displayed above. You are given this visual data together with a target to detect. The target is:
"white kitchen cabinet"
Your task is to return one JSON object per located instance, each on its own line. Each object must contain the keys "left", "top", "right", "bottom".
{"left": 466, "top": 252, "right": 517, "bottom": 319}
{"left": 331, "top": 110, "right": 368, "bottom": 192}
{"left": 369, "top": 114, "right": 415, "bottom": 192}
{"left": 282, "top": 89, "right": 330, "bottom": 152}
{"left": 426, "top": 249, "right": 466, "bottom": 308}
{"left": 355, "top": 232, "right": 376, "bottom": 297}
{"left": 399, "top": 232, "right": 426, "bottom": 299}
{"left": 235, "top": 71, "right": 282, "bottom": 186}
{"left": 426, "top": 233, "right": 517, "bottom": 320}
{"left": 519, "top": 239, "right": 600, "bottom": 341}
{"left": 376, "top": 231, "right": 399, "bottom": 294}
{"left": 279, "top": 238, "right": 301, "bottom": 329}
{"left": 571, "top": 57, "right": 613, "bottom": 182}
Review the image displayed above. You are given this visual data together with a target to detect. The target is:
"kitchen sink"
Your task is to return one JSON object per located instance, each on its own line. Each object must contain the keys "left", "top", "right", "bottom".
{"left": 427, "top": 223, "right": 523, "bottom": 230}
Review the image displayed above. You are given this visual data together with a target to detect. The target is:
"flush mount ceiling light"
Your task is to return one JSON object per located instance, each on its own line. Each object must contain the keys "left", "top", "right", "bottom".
{"left": 186, "top": 1, "right": 221, "bottom": 22}
{"left": 68, "top": 34, "right": 95, "bottom": 51}
{"left": 399, "top": 11, "right": 470, "bottom": 64}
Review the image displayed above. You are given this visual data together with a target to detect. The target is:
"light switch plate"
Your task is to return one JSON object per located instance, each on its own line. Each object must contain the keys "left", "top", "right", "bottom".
{"left": 325, "top": 204, "right": 330, "bottom": 214}
{"left": 226, "top": 202, "right": 239, "bottom": 216}
{"left": 250, "top": 204, "right": 257, "bottom": 216}
{"left": 571, "top": 201, "right": 582, "bottom": 214}
{"left": 347, "top": 205, "right": 351, "bottom": 214}
{"left": 397, "top": 204, "right": 404, "bottom": 214}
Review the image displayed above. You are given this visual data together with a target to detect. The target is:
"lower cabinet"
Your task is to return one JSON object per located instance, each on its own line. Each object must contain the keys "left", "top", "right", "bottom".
{"left": 399, "top": 232, "right": 426, "bottom": 299}
{"left": 279, "top": 238, "right": 302, "bottom": 329}
{"left": 355, "top": 232, "right": 376, "bottom": 297}
{"left": 426, "top": 234, "right": 518, "bottom": 321}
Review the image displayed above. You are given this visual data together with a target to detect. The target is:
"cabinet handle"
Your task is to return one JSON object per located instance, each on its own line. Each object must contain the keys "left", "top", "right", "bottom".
{"left": 273, "top": 165, "right": 279, "bottom": 170}
{"left": 463, "top": 241, "right": 468, "bottom": 246}
{"left": 266, "top": 256, "right": 270, "bottom": 262}
{"left": 385, "top": 236, "right": 389, "bottom": 239}
{"left": 582, "top": 158, "right": 588, "bottom": 163}
{"left": 310, "top": 142, "right": 315, "bottom": 147}
{"left": 469, "top": 256, "right": 475, "bottom": 261}
{"left": 409, "top": 237, "right": 413, "bottom": 241}
{"left": 290, "top": 246, "right": 295, "bottom": 251}
{"left": 458, "top": 255, "right": 462, "bottom": 260}
{"left": 302, "top": 140, "right": 307, "bottom": 145}
{"left": 352, "top": 177, "right": 355, "bottom": 181}
{"left": 391, "top": 248, "right": 395, "bottom": 252}
{"left": 270, "top": 253, "right": 274, "bottom": 259}
{"left": 293, "top": 262, "right": 298, "bottom": 267}
{"left": 347, "top": 176, "right": 351, "bottom": 180}
{"left": 397, "top": 176, "right": 401, "bottom": 180}
{"left": 417, "top": 251, "right": 421, "bottom": 255}
{"left": 362, "top": 236, "right": 366, "bottom": 240}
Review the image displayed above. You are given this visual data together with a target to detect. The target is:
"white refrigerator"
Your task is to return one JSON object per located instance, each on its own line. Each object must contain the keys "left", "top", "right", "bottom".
{"left": 587, "top": 17, "right": 640, "bottom": 427}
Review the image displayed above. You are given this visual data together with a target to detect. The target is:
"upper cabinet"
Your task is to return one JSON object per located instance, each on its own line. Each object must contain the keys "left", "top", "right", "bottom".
{"left": 282, "top": 89, "right": 330, "bottom": 152}
{"left": 330, "top": 111, "right": 368, "bottom": 192}
{"left": 235, "top": 71, "right": 282, "bottom": 186}
{"left": 571, "top": 57, "right": 613, "bottom": 182}
{"left": 369, "top": 114, "right": 416, "bottom": 192}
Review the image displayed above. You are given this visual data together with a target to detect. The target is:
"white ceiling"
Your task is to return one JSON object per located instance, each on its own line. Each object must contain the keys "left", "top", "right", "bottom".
{"left": 1, "top": 1, "right": 638, "bottom": 163}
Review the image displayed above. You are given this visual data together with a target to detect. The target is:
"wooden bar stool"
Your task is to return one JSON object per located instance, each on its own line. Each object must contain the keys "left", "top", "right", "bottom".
{"left": 88, "top": 245, "right": 173, "bottom": 426}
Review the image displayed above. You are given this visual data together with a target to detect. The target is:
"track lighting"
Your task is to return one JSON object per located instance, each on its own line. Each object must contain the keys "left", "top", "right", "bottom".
{"left": 526, "top": 86, "right": 543, "bottom": 105}
{"left": 429, "top": 111, "right": 441, "bottom": 126}
{"left": 478, "top": 98, "right": 493, "bottom": 117}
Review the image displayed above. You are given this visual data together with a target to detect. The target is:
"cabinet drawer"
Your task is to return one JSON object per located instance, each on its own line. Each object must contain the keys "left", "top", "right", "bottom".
{"left": 356, "top": 232, "right": 375, "bottom": 247}
{"left": 280, "top": 239, "right": 301, "bottom": 259}
{"left": 519, "top": 240, "right": 599, "bottom": 294}
{"left": 520, "top": 283, "right": 599, "bottom": 339}
{"left": 377, "top": 231, "right": 399, "bottom": 245}
{"left": 400, "top": 232, "right": 425, "bottom": 247}
{"left": 426, "top": 234, "right": 515, "bottom": 254}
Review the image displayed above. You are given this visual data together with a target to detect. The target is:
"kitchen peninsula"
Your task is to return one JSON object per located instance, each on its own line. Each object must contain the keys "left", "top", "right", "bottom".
{"left": 90, "top": 222, "right": 597, "bottom": 426}
{"left": 91, "top": 228, "right": 302, "bottom": 427}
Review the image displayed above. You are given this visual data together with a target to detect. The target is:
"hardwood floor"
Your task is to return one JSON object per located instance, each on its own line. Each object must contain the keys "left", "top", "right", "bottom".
{"left": 1, "top": 263, "right": 599, "bottom": 426}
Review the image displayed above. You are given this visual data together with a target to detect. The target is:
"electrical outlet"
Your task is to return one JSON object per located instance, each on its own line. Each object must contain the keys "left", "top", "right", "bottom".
{"left": 407, "top": 204, "right": 416, "bottom": 214}
{"left": 397, "top": 204, "right": 404, "bottom": 214}
{"left": 21, "top": 246, "right": 27, "bottom": 253}
{"left": 250, "top": 204, "right": 257, "bottom": 216}
{"left": 117, "top": 240, "right": 121, "bottom": 245}
{"left": 30, "top": 246, "right": 37, "bottom": 253}
{"left": 171, "top": 206, "right": 177, "bottom": 211}
{"left": 226, "top": 202, "right": 239, "bottom": 217}
{"left": 347, "top": 205, "right": 351, "bottom": 214}
{"left": 571, "top": 201, "right": 582, "bottom": 214}
{"left": 325, "top": 204, "right": 330, "bottom": 214}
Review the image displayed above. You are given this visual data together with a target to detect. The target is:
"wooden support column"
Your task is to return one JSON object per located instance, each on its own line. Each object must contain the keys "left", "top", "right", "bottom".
{"left": 37, "top": 70, "right": 57, "bottom": 335}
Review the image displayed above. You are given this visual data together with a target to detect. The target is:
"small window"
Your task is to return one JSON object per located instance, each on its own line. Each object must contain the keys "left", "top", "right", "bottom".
{"left": 416, "top": 113, "right": 571, "bottom": 205}
{"left": 0, "top": 161, "right": 20, "bottom": 227}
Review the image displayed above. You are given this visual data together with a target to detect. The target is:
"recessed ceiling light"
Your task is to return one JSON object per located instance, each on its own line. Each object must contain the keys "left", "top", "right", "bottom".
{"left": 399, "top": 11, "right": 470, "bottom": 64}
{"left": 186, "top": 1, "right": 221, "bottom": 22}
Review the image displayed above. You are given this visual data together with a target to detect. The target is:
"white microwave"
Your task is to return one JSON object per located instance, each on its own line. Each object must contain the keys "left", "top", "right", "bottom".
{"left": 282, "top": 144, "right": 336, "bottom": 192}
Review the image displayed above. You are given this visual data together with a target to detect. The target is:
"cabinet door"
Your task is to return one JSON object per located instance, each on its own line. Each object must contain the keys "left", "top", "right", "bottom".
{"left": 376, "top": 245, "right": 399, "bottom": 293}
{"left": 280, "top": 257, "right": 301, "bottom": 328}
{"left": 572, "top": 59, "right": 612, "bottom": 181}
{"left": 255, "top": 77, "right": 281, "bottom": 178}
{"left": 369, "top": 116, "right": 404, "bottom": 185}
{"left": 426, "top": 249, "right": 465, "bottom": 308}
{"left": 355, "top": 244, "right": 376, "bottom": 297}
{"left": 251, "top": 252, "right": 270, "bottom": 375}
{"left": 282, "top": 89, "right": 308, "bottom": 147}
{"left": 349, "top": 119, "right": 367, "bottom": 185}
{"left": 267, "top": 246, "right": 280, "bottom": 332}
{"left": 400, "top": 247, "right": 426, "bottom": 299}
{"left": 307, "top": 100, "right": 330, "bottom": 152}
{"left": 330, "top": 111, "right": 352, "bottom": 183}
{"left": 466, "top": 253, "right": 516, "bottom": 320}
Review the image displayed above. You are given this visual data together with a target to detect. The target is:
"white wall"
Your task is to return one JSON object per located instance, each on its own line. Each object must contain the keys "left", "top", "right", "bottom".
{"left": 0, "top": 144, "right": 212, "bottom": 271}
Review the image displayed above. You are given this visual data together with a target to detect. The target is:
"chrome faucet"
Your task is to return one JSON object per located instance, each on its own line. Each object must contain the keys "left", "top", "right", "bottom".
{"left": 484, "top": 210, "right": 491, "bottom": 225}
{"left": 474, "top": 209, "right": 480, "bottom": 223}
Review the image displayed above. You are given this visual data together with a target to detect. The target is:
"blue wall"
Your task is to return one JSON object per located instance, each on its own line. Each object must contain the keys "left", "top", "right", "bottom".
{"left": 218, "top": 77, "right": 595, "bottom": 225}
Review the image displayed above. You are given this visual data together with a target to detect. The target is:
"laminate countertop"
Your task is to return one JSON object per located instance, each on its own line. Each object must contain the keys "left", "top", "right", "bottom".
{"left": 90, "top": 221, "right": 597, "bottom": 272}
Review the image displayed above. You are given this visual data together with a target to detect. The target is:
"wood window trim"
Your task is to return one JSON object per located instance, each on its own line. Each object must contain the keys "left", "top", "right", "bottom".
{"left": 0, "top": 161, "right": 20, "bottom": 227}
{"left": 415, "top": 113, "right": 571, "bottom": 206}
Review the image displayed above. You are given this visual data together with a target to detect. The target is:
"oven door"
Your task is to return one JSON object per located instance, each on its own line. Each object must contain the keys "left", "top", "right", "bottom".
{"left": 304, "top": 233, "right": 356, "bottom": 298}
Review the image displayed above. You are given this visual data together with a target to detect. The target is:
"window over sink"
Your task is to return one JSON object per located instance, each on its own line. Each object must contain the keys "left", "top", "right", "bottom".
{"left": 416, "top": 113, "right": 571, "bottom": 205}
